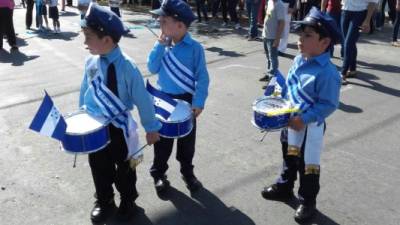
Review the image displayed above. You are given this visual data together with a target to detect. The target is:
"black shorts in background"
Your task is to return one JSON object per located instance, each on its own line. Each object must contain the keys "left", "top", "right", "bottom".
{"left": 49, "top": 6, "right": 59, "bottom": 20}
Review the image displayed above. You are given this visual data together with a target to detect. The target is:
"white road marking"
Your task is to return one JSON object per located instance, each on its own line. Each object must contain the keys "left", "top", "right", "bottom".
{"left": 217, "top": 64, "right": 260, "bottom": 70}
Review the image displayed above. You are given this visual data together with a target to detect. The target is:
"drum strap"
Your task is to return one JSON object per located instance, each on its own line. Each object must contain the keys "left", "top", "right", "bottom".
{"left": 88, "top": 58, "right": 140, "bottom": 160}
{"left": 161, "top": 50, "right": 195, "bottom": 94}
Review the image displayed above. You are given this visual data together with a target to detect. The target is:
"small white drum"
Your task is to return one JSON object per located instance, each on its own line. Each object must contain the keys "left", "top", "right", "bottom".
{"left": 61, "top": 111, "right": 110, "bottom": 154}
{"left": 157, "top": 99, "right": 193, "bottom": 138}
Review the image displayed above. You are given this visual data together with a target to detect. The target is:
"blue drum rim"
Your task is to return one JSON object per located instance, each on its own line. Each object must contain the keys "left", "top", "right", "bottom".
{"left": 64, "top": 111, "right": 108, "bottom": 136}
{"left": 159, "top": 126, "right": 193, "bottom": 138}
{"left": 61, "top": 140, "right": 111, "bottom": 154}
{"left": 250, "top": 119, "right": 286, "bottom": 132}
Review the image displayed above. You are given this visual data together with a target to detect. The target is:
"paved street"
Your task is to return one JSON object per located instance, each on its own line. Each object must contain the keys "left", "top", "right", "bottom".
{"left": 1, "top": 4, "right": 400, "bottom": 225}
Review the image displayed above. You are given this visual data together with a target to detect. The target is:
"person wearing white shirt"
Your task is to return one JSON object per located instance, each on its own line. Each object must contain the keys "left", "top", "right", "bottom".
{"left": 340, "top": 0, "right": 378, "bottom": 84}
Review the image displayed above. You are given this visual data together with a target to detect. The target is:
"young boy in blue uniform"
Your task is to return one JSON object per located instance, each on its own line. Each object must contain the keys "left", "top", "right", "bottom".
{"left": 79, "top": 3, "right": 161, "bottom": 223}
{"left": 147, "top": 0, "right": 210, "bottom": 194}
{"left": 261, "top": 7, "right": 341, "bottom": 223}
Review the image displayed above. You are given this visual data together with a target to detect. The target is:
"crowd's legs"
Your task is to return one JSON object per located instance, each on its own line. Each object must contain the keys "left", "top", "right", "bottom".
{"left": 341, "top": 10, "right": 367, "bottom": 77}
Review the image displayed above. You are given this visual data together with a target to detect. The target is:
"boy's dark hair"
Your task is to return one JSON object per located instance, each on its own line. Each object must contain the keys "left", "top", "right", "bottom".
{"left": 301, "top": 24, "right": 332, "bottom": 52}
{"left": 86, "top": 26, "right": 121, "bottom": 44}
{"left": 170, "top": 16, "right": 190, "bottom": 28}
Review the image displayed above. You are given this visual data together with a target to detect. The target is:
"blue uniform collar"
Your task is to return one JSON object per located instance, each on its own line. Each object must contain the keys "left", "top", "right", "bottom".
{"left": 175, "top": 33, "right": 194, "bottom": 46}
{"left": 305, "top": 52, "right": 331, "bottom": 66}
{"left": 100, "top": 46, "right": 122, "bottom": 64}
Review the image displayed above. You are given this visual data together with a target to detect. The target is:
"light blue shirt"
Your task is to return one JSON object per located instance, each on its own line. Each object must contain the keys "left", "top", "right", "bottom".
{"left": 79, "top": 46, "right": 161, "bottom": 132}
{"left": 147, "top": 33, "right": 210, "bottom": 108}
{"left": 287, "top": 52, "right": 340, "bottom": 124}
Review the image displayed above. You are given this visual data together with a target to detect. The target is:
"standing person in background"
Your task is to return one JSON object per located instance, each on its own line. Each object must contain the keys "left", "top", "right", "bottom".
{"left": 195, "top": 0, "right": 208, "bottom": 23}
{"left": 259, "top": 0, "right": 285, "bottom": 83}
{"left": 35, "top": 0, "right": 44, "bottom": 31}
{"left": 376, "top": 0, "right": 397, "bottom": 29}
{"left": 278, "top": 0, "right": 296, "bottom": 54}
{"left": 48, "top": 0, "right": 60, "bottom": 33}
{"left": 321, "top": 0, "right": 342, "bottom": 57}
{"left": 392, "top": 0, "right": 400, "bottom": 46}
{"left": 109, "top": 0, "right": 121, "bottom": 17}
{"left": 42, "top": 0, "right": 49, "bottom": 29}
{"left": 25, "top": 0, "right": 34, "bottom": 29}
{"left": 78, "top": 0, "right": 91, "bottom": 19}
{"left": 61, "top": 0, "right": 64, "bottom": 11}
{"left": 246, "top": 0, "right": 261, "bottom": 40}
{"left": 0, "top": 0, "right": 18, "bottom": 51}
{"left": 340, "top": 0, "right": 378, "bottom": 85}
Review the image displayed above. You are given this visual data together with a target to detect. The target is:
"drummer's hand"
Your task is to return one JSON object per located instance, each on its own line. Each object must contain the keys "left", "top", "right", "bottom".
{"left": 288, "top": 116, "right": 305, "bottom": 131}
{"left": 158, "top": 33, "right": 170, "bottom": 46}
{"left": 146, "top": 132, "right": 160, "bottom": 145}
{"left": 192, "top": 107, "right": 203, "bottom": 118}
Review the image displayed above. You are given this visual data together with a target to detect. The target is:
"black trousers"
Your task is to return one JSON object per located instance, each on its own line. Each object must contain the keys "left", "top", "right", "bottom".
{"left": 276, "top": 128, "right": 323, "bottom": 206}
{"left": 0, "top": 8, "right": 16, "bottom": 48}
{"left": 150, "top": 93, "right": 197, "bottom": 180}
{"left": 25, "top": 0, "right": 34, "bottom": 29}
{"left": 89, "top": 125, "right": 138, "bottom": 203}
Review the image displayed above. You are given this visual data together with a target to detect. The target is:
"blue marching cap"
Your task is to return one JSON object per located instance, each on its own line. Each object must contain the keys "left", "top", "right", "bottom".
{"left": 292, "top": 7, "right": 341, "bottom": 43}
{"left": 80, "top": 3, "right": 129, "bottom": 39}
{"left": 150, "top": 0, "right": 196, "bottom": 27}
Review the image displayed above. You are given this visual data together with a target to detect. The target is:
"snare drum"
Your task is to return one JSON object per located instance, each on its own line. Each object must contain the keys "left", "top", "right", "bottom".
{"left": 158, "top": 99, "right": 193, "bottom": 138}
{"left": 252, "top": 96, "right": 292, "bottom": 131}
{"left": 61, "top": 111, "right": 110, "bottom": 154}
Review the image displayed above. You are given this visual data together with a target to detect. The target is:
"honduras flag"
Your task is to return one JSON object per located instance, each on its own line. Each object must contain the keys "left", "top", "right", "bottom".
{"left": 29, "top": 91, "right": 67, "bottom": 141}
{"left": 264, "top": 70, "right": 287, "bottom": 97}
{"left": 146, "top": 80, "right": 178, "bottom": 120}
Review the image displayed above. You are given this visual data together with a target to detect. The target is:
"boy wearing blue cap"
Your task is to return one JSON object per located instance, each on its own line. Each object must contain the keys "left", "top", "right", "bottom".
{"left": 261, "top": 7, "right": 341, "bottom": 223}
{"left": 79, "top": 3, "right": 161, "bottom": 223}
{"left": 147, "top": 0, "right": 210, "bottom": 195}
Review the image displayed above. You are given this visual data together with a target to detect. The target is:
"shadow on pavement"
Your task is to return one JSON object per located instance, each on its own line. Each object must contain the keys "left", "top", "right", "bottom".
{"left": 338, "top": 102, "right": 363, "bottom": 113}
{"left": 206, "top": 46, "right": 245, "bottom": 57}
{"left": 153, "top": 186, "right": 256, "bottom": 225}
{"left": 348, "top": 71, "right": 400, "bottom": 97}
{"left": 0, "top": 48, "right": 39, "bottom": 66}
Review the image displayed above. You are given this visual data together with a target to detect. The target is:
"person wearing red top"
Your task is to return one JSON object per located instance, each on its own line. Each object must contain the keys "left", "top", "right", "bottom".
{"left": 0, "top": 0, "right": 18, "bottom": 51}
{"left": 321, "top": 0, "right": 342, "bottom": 56}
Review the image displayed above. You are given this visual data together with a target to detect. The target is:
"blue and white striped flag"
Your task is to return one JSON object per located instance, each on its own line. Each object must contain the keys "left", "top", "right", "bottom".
{"left": 146, "top": 80, "right": 178, "bottom": 120}
{"left": 264, "top": 70, "right": 287, "bottom": 97}
{"left": 29, "top": 91, "right": 67, "bottom": 141}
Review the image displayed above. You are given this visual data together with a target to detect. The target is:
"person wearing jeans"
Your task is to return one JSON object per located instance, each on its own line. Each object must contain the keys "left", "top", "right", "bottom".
{"left": 246, "top": 0, "right": 261, "bottom": 39}
{"left": 392, "top": 0, "right": 400, "bottom": 46}
{"left": 260, "top": 0, "right": 285, "bottom": 85}
{"left": 340, "top": 0, "right": 378, "bottom": 85}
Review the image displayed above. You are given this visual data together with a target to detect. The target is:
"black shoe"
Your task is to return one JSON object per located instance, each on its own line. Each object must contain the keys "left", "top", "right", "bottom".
{"left": 90, "top": 199, "right": 117, "bottom": 223}
{"left": 10, "top": 46, "right": 18, "bottom": 51}
{"left": 259, "top": 75, "right": 271, "bottom": 82}
{"left": 182, "top": 175, "right": 202, "bottom": 192}
{"left": 261, "top": 184, "right": 294, "bottom": 201}
{"left": 294, "top": 204, "right": 317, "bottom": 223}
{"left": 154, "top": 176, "right": 170, "bottom": 193}
{"left": 116, "top": 200, "right": 137, "bottom": 222}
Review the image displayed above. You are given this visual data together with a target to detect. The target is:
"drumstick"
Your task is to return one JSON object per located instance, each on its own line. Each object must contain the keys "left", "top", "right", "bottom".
{"left": 144, "top": 24, "right": 159, "bottom": 38}
{"left": 260, "top": 131, "right": 268, "bottom": 142}
{"left": 73, "top": 154, "right": 77, "bottom": 168}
